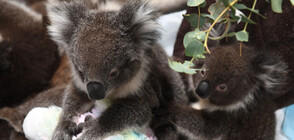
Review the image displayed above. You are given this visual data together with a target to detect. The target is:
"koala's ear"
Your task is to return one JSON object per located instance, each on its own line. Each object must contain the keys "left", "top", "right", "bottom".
{"left": 252, "top": 52, "right": 288, "bottom": 94}
{"left": 47, "top": 0, "right": 87, "bottom": 47}
{"left": 116, "top": 1, "right": 160, "bottom": 47}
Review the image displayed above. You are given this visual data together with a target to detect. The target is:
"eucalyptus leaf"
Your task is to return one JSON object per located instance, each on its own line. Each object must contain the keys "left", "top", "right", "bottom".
{"left": 270, "top": 0, "right": 283, "bottom": 13}
{"left": 208, "top": 2, "right": 227, "bottom": 22}
{"left": 196, "top": 54, "right": 206, "bottom": 59}
{"left": 235, "top": 31, "right": 249, "bottom": 42}
{"left": 183, "top": 30, "right": 206, "bottom": 48}
{"left": 168, "top": 60, "right": 198, "bottom": 74}
{"left": 185, "top": 40, "right": 205, "bottom": 57}
{"left": 240, "top": 15, "right": 257, "bottom": 24}
{"left": 183, "top": 60, "right": 195, "bottom": 67}
{"left": 230, "top": 12, "right": 256, "bottom": 24}
{"left": 221, "top": 0, "right": 234, "bottom": 6}
{"left": 196, "top": 31, "right": 206, "bottom": 41}
{"left": 183, "top": 14, "right": 206, "bottom": 28}
{"left": 201, "top": 13, "right": 216, "bottom": 20}
{"left": 234, "top": 4, "right": 266, "bottom": 19}
{"left": 187, "top": 0, "right": 205, "bottom": 7}
{"left": 233, "top": 4, "right": 247, "bottom": 9}
{"left": 200, "top": 1, "right": 207, "bottom": 7}
{"left": 183, "top": 32, "right": 194, "bottom": 48}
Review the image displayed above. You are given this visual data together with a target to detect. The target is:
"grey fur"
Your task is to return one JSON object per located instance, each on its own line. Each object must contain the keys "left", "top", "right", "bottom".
{"left": 47, "top": 1, "right": 187, "bottom": 139}
{"left": 169, "top": 44, "right": 289, "bottom": 140}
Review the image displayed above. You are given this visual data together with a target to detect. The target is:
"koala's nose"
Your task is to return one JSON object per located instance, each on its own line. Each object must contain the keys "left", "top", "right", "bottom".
{"left": 86, "top": 82, "right": 105, "bottom": 100}
{"left": 196, "top": 81, "right": 210, "bottom": 98}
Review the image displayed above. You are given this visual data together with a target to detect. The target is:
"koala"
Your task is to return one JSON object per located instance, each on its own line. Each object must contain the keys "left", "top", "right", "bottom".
{"left": 47, "top": 0, "right": 187, "bottom": 139}
{"left": 0, "top": 86, "right": 66, "bottom": 133}
{"left": 0, "top": 0, "right": 60, "bottom": 108}
{"left": 96, "top": 0, "right": 187, "bottom": 14}
{"left": 168, "top": 44, "right": 290, "bottom": 140}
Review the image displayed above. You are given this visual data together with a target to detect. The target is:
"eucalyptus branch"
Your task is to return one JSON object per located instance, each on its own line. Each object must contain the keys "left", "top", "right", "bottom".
{"left": 189, "top": 57, "right": 195, "bottom": 67}
{"left": 243, "top": 0, "right": 258, "bottom": 31}
{"left": 204, "top": 0, "right": 238, "bottom": 54}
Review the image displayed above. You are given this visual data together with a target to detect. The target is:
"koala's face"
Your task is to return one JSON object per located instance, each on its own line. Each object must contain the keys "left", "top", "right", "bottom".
{"left": 71, "top": 15, "right": 143, "bottom": 100}
{"left": 48, "top": 1, "right": 159, "bottom": 100}
{"left": 193, "top": 45, "right": 257, "bottom": 110}
{"left": 192, "top": 44, "right": 287, "bottom": 111}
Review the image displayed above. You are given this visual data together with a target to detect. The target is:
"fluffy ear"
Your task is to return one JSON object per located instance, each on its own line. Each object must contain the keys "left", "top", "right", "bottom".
{"left": 253, "top": 52, "right": 288, "bottom": 94}
{"left": 116, "top": 1, "right": 160, "bottom": 47}
{"left": 47, "top": 0, "right": 87, "bottom": 47}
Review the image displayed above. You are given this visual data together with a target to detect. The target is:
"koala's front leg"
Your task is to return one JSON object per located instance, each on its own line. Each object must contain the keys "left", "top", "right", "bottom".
{"left": 168, "top": 104, "right": 205, "bottom": 139}
{"left": 52, "top": 84, "right": 94, "bottom": 140}
{"left": 77, "top": 97, "right": 152, "bottom": 140}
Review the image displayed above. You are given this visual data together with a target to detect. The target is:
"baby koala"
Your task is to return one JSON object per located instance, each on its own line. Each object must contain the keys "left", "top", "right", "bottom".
{"left": 169, "top": 44, "right": 289, "bottom": 140}
{"left": 47, "top": 0, "right": 187, "bottom": 139}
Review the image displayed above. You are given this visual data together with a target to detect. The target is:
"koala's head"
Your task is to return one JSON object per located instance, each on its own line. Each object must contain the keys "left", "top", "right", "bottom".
{"left": 191, "top": 45, "right": 288, "bottom": 111}
{"left": 47, "top": 0, "right": 159, "bottom": 100}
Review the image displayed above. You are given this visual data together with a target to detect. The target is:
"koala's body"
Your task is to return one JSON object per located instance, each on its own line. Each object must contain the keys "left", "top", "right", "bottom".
{"left": 47, "top": 0, "right": 187, "bottom": 139}
{"left": 169, "top": 44, "right": 289, "bottom": 140}
{"left": 0, "top": 0, "right": 60, "bottom": 108}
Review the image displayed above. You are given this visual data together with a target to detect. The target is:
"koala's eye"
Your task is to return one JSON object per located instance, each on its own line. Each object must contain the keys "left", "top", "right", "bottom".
{"left": 109, "top": 69, "right": 119, "bottom": 79}
{"left": 78, "top": 70, "right": 84, "bottom": 80}
{"left": 216, "top": 84, "right": 227, "bottom": 92}
{"left": 200, "top": 68, "right": 206, "bottom": 77}
{"left": 74, "top": 64, "right": 84, "bottom": 81}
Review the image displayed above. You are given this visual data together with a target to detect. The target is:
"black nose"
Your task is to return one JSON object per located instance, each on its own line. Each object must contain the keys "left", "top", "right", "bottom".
{"left": 86, "top": 82, "right": 105, "bottom": 100}
{"left": 196, "top": 81, "right": 210, "bottom": 98}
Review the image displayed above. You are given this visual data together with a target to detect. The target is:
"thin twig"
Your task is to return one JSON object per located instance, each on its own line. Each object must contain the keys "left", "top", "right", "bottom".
{"left": 243, "top": 0, "right": 258, "bottom": 31}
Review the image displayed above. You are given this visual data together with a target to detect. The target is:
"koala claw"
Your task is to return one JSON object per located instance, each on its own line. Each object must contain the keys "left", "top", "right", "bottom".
{"left": 51, "top": 130, "right": 72, "bottom": 140}
{"left": 76, "top": 127, "right": 103, "bottom": 140}
{"left": 75, "top": 133, "right": 103, "bottom": 140}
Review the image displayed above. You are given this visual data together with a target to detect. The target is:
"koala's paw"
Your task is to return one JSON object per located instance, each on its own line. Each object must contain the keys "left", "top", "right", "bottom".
{"left": 52, "top": 130, "right": 72, "bottom": 140}
{"left": 0, "top": 107, "right": 23, "bottom": 132}
{"left": 76, "top": 131, "right": 103, "bottom": 140}
{"left": 76, "top": 125, "right": 103, "bottom": 140}
{"left": 52, "top": 121, "right": 80, "bottom": 140}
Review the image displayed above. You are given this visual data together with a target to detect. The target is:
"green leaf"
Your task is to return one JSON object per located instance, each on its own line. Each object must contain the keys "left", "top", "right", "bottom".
{"left": 291, "top": 0, "right": 294, "bottom": 6}
{"left": 240, "top": 15, "right": 256, "bottom": 24}
{"left": 183, "top": 32, "right": 193, "bottom": 48}
{"left": 195, "top": 31, "right": 206, "bottom": 41}
{"left": 182, "top": 60, "right": 195, "bottom": 67}
{"left": 208, "top": 2, "right": 227, "bottom": 22}
{"left": 233, "top": 4, "right": 247, "bottom": 9}
{"left": 185, "top": 40, "right": 205, "bottom": 57}
{"left": 183, "top": 14, "right": 206, "bottom": 29}
{"left": 168, "top": 60, "right": 198, "bottom": 74}
{"left": 196, "top": 54, "right": 206, "bottom": 59}
{"left": 235, "top": 31, "right": 249, "bottom": 42}
{"left": 230, "top": 12, "right": 256, "bottom": 24}
{"left": 221, "top": 0, "right": 234, "bottom": 7}
{"left": 183, "top": 30, "right": 206, "bottom": 48}
{"left": 200, "top": 1, "right": 207, "bottom": 7}
{"left": 187, "top": 0, "right": 205, "bottom": 7}
{"left": 234, "top": 4, "right": 266, "bottom": 19}
{"left": 201, "top": 13, "right": 216, "bottom": 20}
{"left": 270, "top": 0, "right": 283, "bottom": 13}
